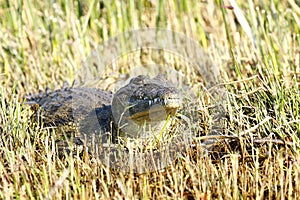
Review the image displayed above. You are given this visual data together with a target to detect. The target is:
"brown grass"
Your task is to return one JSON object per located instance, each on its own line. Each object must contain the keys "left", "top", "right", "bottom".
{"left": 1, "top": 0, "right": 300, "bottom": 199}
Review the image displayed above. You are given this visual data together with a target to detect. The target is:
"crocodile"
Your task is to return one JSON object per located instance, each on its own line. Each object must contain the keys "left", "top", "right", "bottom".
{"left": 25, "top": 74, "right": 182, "bottom": 149}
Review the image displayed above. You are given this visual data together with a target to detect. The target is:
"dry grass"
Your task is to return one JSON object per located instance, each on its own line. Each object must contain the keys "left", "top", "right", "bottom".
{"left": 1, "top": 0, "right": 300, "bottom": 199}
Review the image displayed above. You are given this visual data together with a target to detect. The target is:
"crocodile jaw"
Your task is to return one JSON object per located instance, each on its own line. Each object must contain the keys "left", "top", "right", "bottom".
{"left": 129, "top": 96, "right": 181, "bottom": 122}
{"left": 111, "top": 74, "right": 182, "bottom": 138}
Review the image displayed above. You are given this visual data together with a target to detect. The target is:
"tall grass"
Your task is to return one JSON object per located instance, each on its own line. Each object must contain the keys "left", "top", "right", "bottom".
{"left": 1, "top": 0, "right": 300, "bottom": 199}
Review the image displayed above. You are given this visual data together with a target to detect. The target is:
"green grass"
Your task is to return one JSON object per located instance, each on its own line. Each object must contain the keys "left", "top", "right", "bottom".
{"left": 1, "top": 0, "right": 300, "bottom": 199}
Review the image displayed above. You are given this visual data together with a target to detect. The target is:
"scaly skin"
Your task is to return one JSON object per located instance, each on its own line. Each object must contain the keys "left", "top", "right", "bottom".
{"left": 25, "top": 74, "right": 182, "bottom": 146}
{"left": 112, "top": 74, "right": 181, "bottom": 138}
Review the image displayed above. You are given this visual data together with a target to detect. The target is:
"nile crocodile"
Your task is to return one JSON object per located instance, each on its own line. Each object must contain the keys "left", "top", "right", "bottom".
{"left": 25, "top": 74, "right": 182, "bottom": 149}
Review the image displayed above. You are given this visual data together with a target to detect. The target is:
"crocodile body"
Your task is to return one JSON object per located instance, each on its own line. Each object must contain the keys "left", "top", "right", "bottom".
{"left": 25, "top": 74, "right": 182, "bottom": 145}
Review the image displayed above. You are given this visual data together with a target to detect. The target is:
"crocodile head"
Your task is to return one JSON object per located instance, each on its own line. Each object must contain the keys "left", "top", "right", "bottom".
{"left": 112, "top": 74, "right": 182, "bottom": 138}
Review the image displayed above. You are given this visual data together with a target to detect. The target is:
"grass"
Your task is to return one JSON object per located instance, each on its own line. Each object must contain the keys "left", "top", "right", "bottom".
{"left": 1, "top": 0, "right": 300, "bottom": 199}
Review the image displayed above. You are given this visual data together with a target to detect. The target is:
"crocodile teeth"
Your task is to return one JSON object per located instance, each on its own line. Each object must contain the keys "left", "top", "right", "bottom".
{"left": 148, "top": 97, "right": 162, "bottom": 107}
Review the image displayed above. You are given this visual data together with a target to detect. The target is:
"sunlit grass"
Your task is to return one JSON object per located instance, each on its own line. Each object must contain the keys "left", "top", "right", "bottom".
{"left": 1, "top": 0, "right": 300, "bottom": 199}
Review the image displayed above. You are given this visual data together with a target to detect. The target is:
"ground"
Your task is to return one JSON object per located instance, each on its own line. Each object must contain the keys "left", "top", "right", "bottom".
{"left": 0, "top": 0, "right": 300, "bottom": 199}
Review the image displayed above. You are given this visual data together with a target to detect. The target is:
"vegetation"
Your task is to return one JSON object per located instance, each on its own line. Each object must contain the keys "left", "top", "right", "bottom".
{"left": 0, "top": 0, "right": 300, "bottom": 199}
